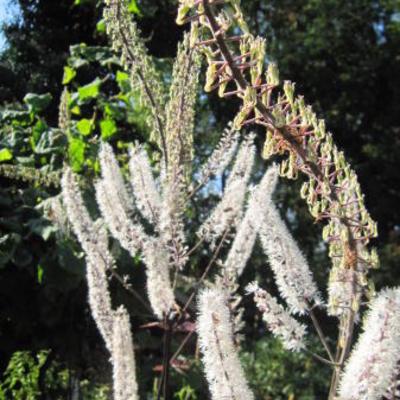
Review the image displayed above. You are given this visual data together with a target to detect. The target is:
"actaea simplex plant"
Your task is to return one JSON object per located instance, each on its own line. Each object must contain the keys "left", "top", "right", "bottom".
{"left": 58, "top": 0, "right": 400, "bottom": 399}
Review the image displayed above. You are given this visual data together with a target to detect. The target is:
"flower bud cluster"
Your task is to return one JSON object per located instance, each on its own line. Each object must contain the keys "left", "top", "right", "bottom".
{"left": 166, "top": 28, "right": 201, "bottom": 181}
{"left": 175, "top": 0, "right": 378, "bottom": 318}
{"left": 103, "top": 0, "right": 166, "bottom": 152}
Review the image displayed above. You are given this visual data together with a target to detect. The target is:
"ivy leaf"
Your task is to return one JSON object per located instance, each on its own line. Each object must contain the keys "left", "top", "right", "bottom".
{"left": 0, "top": 148, "right": 13, "bottom": 162}
{"left": 78, "top": 78, "right": 101, "bottom": 101}
{"left": 24, "top": 93, "right": 52, "bottom": 113}
{"left": 100, "top": 119, "right": 117, "bottom": 139}
{"left": 62, "top": 66, "right": 77, "bottom": 85}
{"left": 69, "top": 137, "right": 85, "bottom": 172}
{"left": 76, "top": 118, "right": 93, "bottom": 136}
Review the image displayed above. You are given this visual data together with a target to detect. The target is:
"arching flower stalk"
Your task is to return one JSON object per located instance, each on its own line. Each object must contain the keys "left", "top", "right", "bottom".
{"left": 338, "top": 288, "right": 400, "bottom": 400}
{"left": 247, "top": 282, "right": 307, "bottom": 352}
{"left": 197, "top": 288, "right": 254, "bottom": 400}
{"left": 176, "top": 2, "right": 379, "bottom": 394}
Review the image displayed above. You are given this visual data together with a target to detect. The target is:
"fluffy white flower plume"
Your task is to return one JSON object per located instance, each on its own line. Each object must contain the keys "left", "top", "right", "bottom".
{"left": 223, "top": 164, "right": 279, "bottom": 281}
{"left": 247, "top": 282, "right": 306, "bottom": 352}
{"left": 258, "top": 195, "right": 320, "bottom": 314}
{"left": 99, "top": 142, "right": 133, "bottom": 213}
{"left": 142, "top": 238, "right": 175, "bottom": 319}
{"left": 62, "top": 168, "right": 115, "bottom": 350}
{"left": 62, "top": 169, "right": 139, "bottom": 400}
{"left": 95, "top": 180, "right": 147, "bottom": 257}
{"left": 198, "top": 135, "right": 255, "bottom": 243}
{"left": 112, "top": 307, "right": 139, "bottom": 400}
{"left": 197, "top": 288, "right": 254, "bottom": 400}
{"left": 338, "top": 287, "right": 400, "bottom": 400}
{"left": 129, "top": 144, "right": 162, "bottom": 224}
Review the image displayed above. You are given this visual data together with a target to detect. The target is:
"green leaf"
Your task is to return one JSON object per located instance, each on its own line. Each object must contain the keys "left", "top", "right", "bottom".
{"left": 69, "top": 137, "right": 85, "bottom": 172}
{"left": 0, "top": 148, "right": 13, "bottom": 162}
{"left": 100, "top": 119, "right": 117, "bottom": 139}
{"left": 116, "top": 70, "right": 129, "bottom": 83}
{"left": 78, "top": 78, "right": 101, "bottom": 100}
{"left": 128, "top": 0, "right": 142, "bottom": 16}
{"left": 63, "top": 66, "right": 77, "bottom": 85}
{"left": 96, "top": 19, "right": 106, "bottom": 33}
{"left": 23, "top": 93, "right": 52, "bottom": 113}
{"left": 76, "top": 118, "right": 93, "bottom": 136}
{"left": 37, "top": 265, "right": 44, "bottom": 284}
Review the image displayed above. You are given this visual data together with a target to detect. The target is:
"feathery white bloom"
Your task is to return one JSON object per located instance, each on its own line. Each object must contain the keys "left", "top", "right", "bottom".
{"left": 338, "top": 287, "right": 400, "bottom": 400}
{"left": 62, "top": 169, "right": 114, "bottom": 351}
{"left": 142, "top": 238, "right": 175, "bottom": 319}
{"left": 198, "top": 135, "right": 255, "bottom": 243}
{"left": 158, "top": 164, "right": 188, "bottom": 270}
{"left": 129, "top": 144, "right": 162, "bottom": 224}
{"left": 258, "top": 196, "right": 320, "bottom": 314}
{"left": 224, "top": 165, "right": 279, "bottom": 280}
{"left": 95, "top": 180, "right": 147, "bottom": 257}
{"left": 197, "top": 124, "right": 240, "bottom": 183}
{"left": 99, "top": 142, "right": 133, "bottom": 213}
{"left": 61, "top": 168, "right": 95, "bottom": 252}
{"left": 197, "top": 288, "right": 254, "bottom": 400}
{"left": 247, "top": 282, "right": 306, "bottom": 352}
{"left": 112, "top": 307, "right": 139, "bottom": 400}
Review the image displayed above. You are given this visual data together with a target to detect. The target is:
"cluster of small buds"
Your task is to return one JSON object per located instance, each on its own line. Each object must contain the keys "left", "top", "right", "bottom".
{"left": 103, "top": 0, "right": 166, "bottom": 154}
{"left": 58, "top": 87, "right": 70, "bottom": 132}
{"left": 175, "top": 0, "right": 378, "bottom": 319}
{"left": 198, "top": 134, "right": 255, "bottom": 244}
{"left": 338, "top": 287, "right": 400, "bottom": 400}
{"left": 247, "top": 282, "right": 307, "bottom": 352}
{"left": 197, "top": 287, "right": 255, "bottom": 400}
{"left": 165, "top": 28, "right": 201, "bottom": 181}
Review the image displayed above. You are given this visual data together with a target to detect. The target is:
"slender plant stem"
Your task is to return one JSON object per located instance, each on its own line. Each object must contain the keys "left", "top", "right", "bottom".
{"left": 308, "top": 306, "right": 335, "bottom": 362}
{"left": 169, "top": 330, "right": 195, "bottom": 366}
{"left": 182, "top": 228, "right": 230, "bottom": 314}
